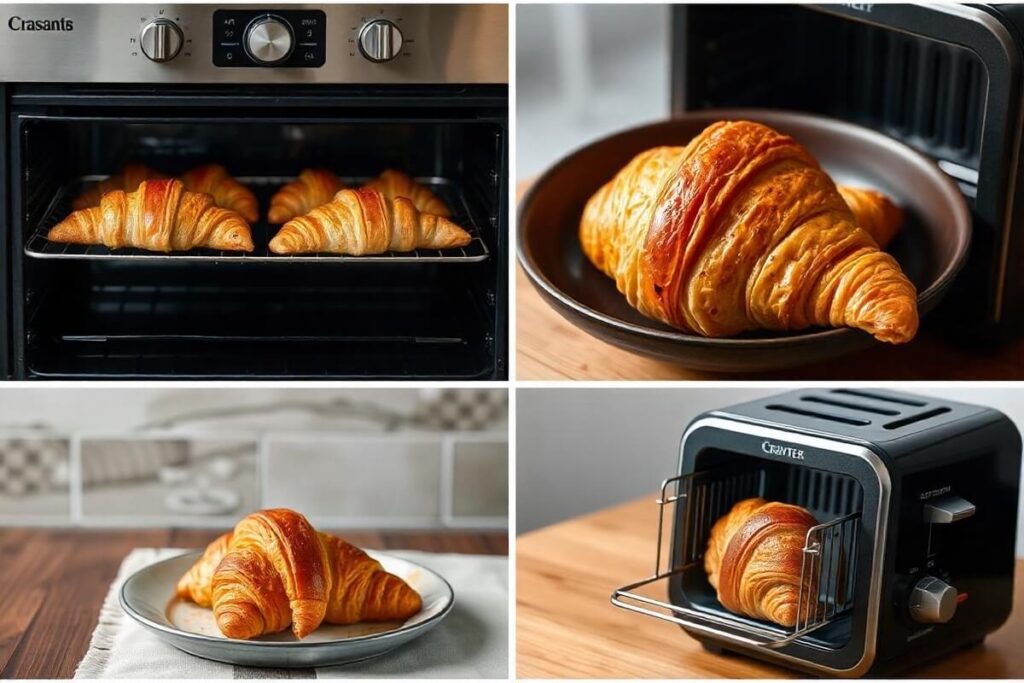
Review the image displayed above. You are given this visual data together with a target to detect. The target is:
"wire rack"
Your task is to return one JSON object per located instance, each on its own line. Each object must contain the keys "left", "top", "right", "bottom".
{"left": 24, "top": 175, "right": 491, "bottom": 263}
{"left": 611, "top": 470, "right": 859, "bottom": 650}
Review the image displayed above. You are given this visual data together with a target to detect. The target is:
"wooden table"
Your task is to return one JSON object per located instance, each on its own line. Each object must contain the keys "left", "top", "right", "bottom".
{"left": 517, "top": 497, "right": 1024, "bottom": 678}
{"left": 0, "top": 528, "right": 507, "bottom": 679}
{"left": 516, "top": 182, "right": 1024, "bottom": 380}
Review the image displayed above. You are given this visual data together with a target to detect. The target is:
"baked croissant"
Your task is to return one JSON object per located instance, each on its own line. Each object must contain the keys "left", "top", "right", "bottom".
{"left": 180, "top": 164, "right": 260, "bottom": 223}
{"left": 364, "top": 169, "right": 451, "bottom": 217}
{"left": 48, "top": 179, "right": 254, "bottom": 253}
{"left": 838, "top": 186, "right": 904, "bottom": 249}
{"left": 579, "top": 121, "right": 918, "bottom": 343}
{"left": 176, "top": 509, "right": 422, "bottom": 640}
{"left": 704, "top": 498, "right": 818, "bottom": 627}
{"left": 267, "top": 169, "right": 347, "bottom": 224}
{"left": 72, "top": 163, "right": 167, "bottom": 210}
{"left": 269, "top": 187, "right": 471, "bottom": 255}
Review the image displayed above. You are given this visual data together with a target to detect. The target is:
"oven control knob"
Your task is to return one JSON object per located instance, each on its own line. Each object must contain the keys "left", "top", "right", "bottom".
{"left": 358, "top": 20, "right": 403, "bottom": 63}
{"left": 909, "top": 576, "right": 958, "bottom": 624}
{"left": 245, "top": 15, "right": 294, "bottom": 65}
{"left": 139, "top": 18, "right": 184, "bottom": 63}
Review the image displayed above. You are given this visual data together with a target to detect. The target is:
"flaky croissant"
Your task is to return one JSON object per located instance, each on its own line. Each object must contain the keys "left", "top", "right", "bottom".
{"left": 180, "top": 164, "right": 259, "bottom": 223}
{"left": 48, "top": 179, "right": 254, "bottom": 253}
{"left": 704, "top": 498, "right": 818, "bottom": 627}
{"left": 72, "top": 164, "right": 167, "bottom": 210}
{"left": 267, "top": 169, "right": 347, "bottom": 224}
{"left": 269, "top": 187, "right": 471, "bottom": 255}
{"left": 838, "top": 186, "right": 904, "bottom": 249}
{"left": 363, "top": 169, "right": 451, "bottom": 217}
{"left": 176, "top": 509, "right": 422, "bottom": 640}
{"left": 579, "top": 121, "right": 918, "bottom": 343}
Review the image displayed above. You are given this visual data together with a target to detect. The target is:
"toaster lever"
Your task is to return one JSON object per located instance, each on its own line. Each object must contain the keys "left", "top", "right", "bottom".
{"left": 923, "top": 495, "right": 976, "bottom": 524}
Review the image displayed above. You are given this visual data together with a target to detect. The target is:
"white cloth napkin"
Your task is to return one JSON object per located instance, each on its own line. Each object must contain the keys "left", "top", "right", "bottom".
{"left": 75, "top": 547, "right": 508, "bottom": 679}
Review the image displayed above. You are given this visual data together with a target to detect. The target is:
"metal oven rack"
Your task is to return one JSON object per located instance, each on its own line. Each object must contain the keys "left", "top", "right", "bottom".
{"left": 611, "top": 470, "right": 859, "bottom": 650}
{"left": 24, "top": 175, "right": 491, "bottom": 262}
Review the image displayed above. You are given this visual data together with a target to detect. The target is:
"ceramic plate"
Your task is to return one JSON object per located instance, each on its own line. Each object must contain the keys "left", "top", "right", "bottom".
{"left": 120, "top": 550, "right": 454, "bottom": 668}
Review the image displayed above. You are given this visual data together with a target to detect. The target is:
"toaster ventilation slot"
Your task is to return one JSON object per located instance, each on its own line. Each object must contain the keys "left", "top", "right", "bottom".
{"left": 612, "top": 467, "right": 860, "bottom": 651}
{"left": 883, "top": 407, "right": 952, "bottom": 430}
{"left": 765, "top": 404, "right": 870, "bottom": 426}
{"left": 800, "top": 396, "right": 899, "bottom": 416}
{"left": 830, "top": 389, "right": 926, "bottom": 407}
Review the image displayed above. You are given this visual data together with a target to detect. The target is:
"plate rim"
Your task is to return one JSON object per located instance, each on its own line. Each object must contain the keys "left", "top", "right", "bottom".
{"left": 119, "top": 549, "right": 456, "bottom": 650}
{"left": 517, "top": 107, "right": 972, "bottom": 350}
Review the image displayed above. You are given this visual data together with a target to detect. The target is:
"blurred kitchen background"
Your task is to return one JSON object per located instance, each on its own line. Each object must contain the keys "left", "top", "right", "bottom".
{"left": 517, "top": 386, "right": 1024, "bottom": 557}
{"left": 0, "top": 388, "right": 507, "bottom": 530}
{"left": 517, "top": 4, "right": 670, "bottom": 180}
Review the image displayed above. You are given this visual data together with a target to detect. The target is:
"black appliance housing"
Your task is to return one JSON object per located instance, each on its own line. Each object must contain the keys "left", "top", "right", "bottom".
{"left": 632, "top": 389, "right": 1020, "bottom": 676}
{"left": 672, "top": 4, "right": 1024, "bottom": 344}
{"left": 0, "top": 4, "right": 508, "bottom": 379}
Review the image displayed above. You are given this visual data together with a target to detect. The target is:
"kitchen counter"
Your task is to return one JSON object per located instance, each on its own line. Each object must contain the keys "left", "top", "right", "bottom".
{"left": 0, "top": 528, "right": 507, "bottom": 679}
{"left": 516, "top": 182, "right": 1024, "bottom": 380}
{"left": 517, "top": 496, "right": 1024, "bottom": 678}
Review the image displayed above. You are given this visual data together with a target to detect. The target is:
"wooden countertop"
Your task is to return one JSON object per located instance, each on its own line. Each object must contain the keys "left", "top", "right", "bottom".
{"left": 516, "top": 182, "right": 1024, "bottom": 380}
{"left": 517, "top": 497, "right": 1024, "bottom": 678}
{"left": 0, "top": 528, "right": 507, "bottom": 679}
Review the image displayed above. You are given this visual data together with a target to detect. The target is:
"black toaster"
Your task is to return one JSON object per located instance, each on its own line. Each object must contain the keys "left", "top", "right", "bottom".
{"left": 613, "top": 389, "right": 1021, "bottom": 676}
{"left": 672, "top": 4, "right": 1024, "bottom": 343}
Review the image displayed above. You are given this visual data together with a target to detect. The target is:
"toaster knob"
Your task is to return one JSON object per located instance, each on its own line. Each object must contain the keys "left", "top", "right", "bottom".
{"left": 909, "top": 576, "right": 958, "bottom": 624}
{"left": 139, "top": 19, "right": 183, "bottom": 63}
{"left": 358, "top": 20, "right": 404, "bottom": 63}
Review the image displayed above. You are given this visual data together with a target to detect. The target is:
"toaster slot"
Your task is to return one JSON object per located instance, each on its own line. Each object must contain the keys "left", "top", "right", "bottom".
{"left": 612, "top": 462, "right": 861, "bottom": 651}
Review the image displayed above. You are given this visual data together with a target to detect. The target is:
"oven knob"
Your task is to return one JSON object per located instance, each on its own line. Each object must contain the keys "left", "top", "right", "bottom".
{"left": 909, "top": 576, "right": 958, "bottom": 624}
{"left": 245, "top": 15, "right": 294, "bottom": 65}
{"left": 358, "top": 20, "right": 403, "bottom": 63}
{"left": 139, "top": 18, "right": 183, "bottom": 63}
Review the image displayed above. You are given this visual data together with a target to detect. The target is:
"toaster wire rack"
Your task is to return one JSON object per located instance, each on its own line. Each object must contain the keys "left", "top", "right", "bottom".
{"left": 24, "top": 175, "right": 491, "bottom": 263}
{"left": 611, "top": 469, "right": 860, "bottom": 650}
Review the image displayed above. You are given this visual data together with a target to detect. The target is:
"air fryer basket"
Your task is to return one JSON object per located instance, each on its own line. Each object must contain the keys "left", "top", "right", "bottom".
{"left": 612, "top": 457, "right": 863, "bottom": 651}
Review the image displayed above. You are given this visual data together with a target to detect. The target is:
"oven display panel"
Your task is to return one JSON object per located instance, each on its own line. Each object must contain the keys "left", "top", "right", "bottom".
{"left": 213, "top": 10, "right": 326, "bottom": 68}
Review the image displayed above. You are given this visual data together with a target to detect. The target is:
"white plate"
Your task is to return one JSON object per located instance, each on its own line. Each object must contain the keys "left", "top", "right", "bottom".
{"left": 120, "top": 549, "right": 454, "bottom": 668}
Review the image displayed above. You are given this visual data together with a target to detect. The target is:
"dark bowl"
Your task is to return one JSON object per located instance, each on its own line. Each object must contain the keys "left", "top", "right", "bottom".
{"left": 517, "top": 109, "right": 972, "bottom": 373}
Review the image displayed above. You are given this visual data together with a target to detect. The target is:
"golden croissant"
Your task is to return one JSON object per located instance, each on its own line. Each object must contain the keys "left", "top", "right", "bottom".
{"left": 267, "top": 169, "right": 347, "bottom": 224}
{"left": 704, "top": 498, "right": 818, "bottom": 627}
{"left": 364, "top": 169, "right": 451, "bottom": 217}
{"left": 579, "top": 120, "right": 918, "bottom": 343}
{"left": 837, "top": 186, "right": 904, "bottom": 249}
{"left": 72, "top": 163, "right": 167, "bottom": 210}
{"left": 269, "top": 187, "right": 471, "bottom": 255}
{"left": 176, "top": 508, "right": 423, "bottom": 640}
{"left": 48, "top": 179, "right": 254, "bottom": 253}
{"left": 179, "top": 164, "right": 260, "bottom": 223}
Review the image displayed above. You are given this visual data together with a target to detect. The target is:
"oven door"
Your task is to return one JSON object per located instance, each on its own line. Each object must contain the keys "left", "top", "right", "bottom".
{"left": 7, "top": 84, "right": 507, "bottom": 379}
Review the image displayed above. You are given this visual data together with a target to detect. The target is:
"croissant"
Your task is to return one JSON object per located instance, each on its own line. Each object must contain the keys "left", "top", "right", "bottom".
{"left": 48, "top": 179, "right": 254, "bottom": 253}
{"left": 837, "top": 186, "right": 904, "bottom": 249}
{"left": 72, "top": 163, "right": 167, "bottom": 210}
{"left": 267, "top": 169, "right": 347, "bottom": 224}
{"left": 579, "top": 121, "right": 918, "bottom": 343}
{"left": 269, "top": 187, "right": 471, "bottom": 255}
{"left": 704, "top": 498, "right": 818, "bottom": 627}
{"left": 179, "top": 164, "right": 260, "bottom": 223}
{"left": 177, "top": 509, "right": 422, "bottom": 640}
{"left": 363, "top": 169, "right": 451, "bottom": 217}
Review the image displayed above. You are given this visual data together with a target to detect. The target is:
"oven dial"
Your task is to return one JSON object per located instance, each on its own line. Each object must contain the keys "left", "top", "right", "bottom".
{"left": 245, "top": 15, "right": 294, "bottom": 65}
{"left": 358, "top": 20, "right": 403, "bottom": 63}
{"left": 909, "top": 576, "right": 958, "bottom": 624}
{"left": 139, "top": 18, "right": 183, "bottom": 63}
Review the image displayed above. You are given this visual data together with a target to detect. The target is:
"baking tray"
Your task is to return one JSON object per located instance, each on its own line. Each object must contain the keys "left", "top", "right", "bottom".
{"left": 26, "top": 175, "right": 490, "bottom": 263}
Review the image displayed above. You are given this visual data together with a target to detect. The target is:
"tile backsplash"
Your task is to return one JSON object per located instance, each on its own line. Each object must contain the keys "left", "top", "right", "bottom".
{"left": 0, "top": 389, "right": 507, "bottom": 529}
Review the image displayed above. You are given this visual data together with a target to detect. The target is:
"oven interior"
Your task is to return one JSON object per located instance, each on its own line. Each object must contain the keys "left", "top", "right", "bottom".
{"left": 15, "top": 113, "right": 505, "bottom": 379}
{"left": 672, "top": 451, "right": 865, "bottom": 651}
